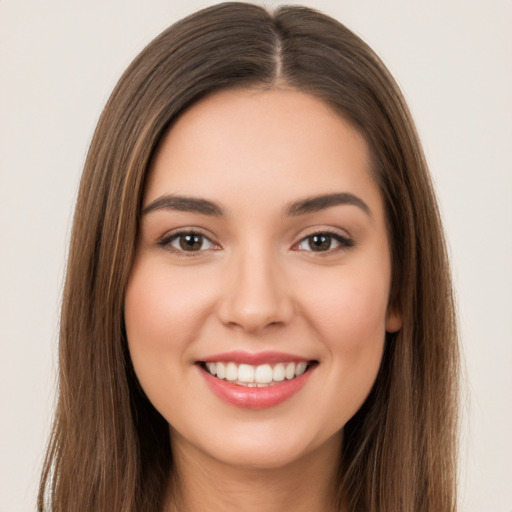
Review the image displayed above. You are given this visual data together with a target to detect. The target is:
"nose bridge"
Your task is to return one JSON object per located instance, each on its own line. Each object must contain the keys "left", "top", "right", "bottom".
{"left": 218, "top": 241, "right": 292, "bottom": 332}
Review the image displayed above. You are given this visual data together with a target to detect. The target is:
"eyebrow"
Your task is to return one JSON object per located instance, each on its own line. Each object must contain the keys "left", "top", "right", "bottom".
{"left": 142, "top": 192, "right": 371, "bottom": 218}
{"left": 142, "top": 195, "right": 224, "bottom": 216}
{"left": 285, "top": 192, "right": 371, "bottom": 217}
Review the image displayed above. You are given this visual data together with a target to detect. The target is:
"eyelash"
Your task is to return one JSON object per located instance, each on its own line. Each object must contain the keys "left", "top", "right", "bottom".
{"left": 158, "top": 230, "right": 219, "bottom": 256}
{"left": 294, "top": 230, "right": 355, "bottom": 254}
{"left": 157, "top": 229, "right": 354, "bottom": 256}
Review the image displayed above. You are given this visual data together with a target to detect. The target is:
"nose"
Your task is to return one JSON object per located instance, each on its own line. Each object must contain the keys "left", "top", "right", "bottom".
{"left": 217, "top": 246, "right": 294, "bottom": 333}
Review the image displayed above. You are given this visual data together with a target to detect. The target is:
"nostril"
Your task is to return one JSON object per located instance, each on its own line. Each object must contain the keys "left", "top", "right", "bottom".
{"left": 216, "top": 265, "right": 294, "bottom": 332}
{"left": 218, "top": 300, "right": 294, "bottom": 333}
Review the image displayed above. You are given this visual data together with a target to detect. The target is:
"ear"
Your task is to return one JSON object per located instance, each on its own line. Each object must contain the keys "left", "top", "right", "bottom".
{"left": 385, "top": 308, "right": 402, "bottom": 333}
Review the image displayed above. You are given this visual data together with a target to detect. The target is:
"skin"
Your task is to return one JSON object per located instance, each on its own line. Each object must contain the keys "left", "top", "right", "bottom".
{"left": 124, "top": 88, "right": 402, "bottom": 512}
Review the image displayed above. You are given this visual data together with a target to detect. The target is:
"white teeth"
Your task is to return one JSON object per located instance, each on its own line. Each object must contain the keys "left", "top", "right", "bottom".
{"left": 204, "top": 361, "right": 312, "bottom": 386}
{"left": 273, "top": 363, "right": 285, "bottom": 381}
{"left": 238, "top": 364, "right": 255, "bottom": 383}
{"left": 295, "top": 362, "right": 307, "bottom": 377}
{"left": 255, "top": 364, "right": 273, "bottom": 383}
{"left": 225, "top": 362, "right": 238, "bottom": 381}
{"left": 216, "top": 362, "right": 226, "bottom": 379}
{"left": 285, "top": 362, "right": 295, "bottom": 380}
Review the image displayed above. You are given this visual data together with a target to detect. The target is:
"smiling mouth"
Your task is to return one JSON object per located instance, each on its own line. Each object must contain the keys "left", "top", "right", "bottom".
{"left": 199, "top": 361, "right": 317, "bottom": 388}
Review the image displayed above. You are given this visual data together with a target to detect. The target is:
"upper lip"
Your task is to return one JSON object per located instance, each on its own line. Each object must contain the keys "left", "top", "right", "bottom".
{"left": 199, "top": 351, "right": 314, "bottom": 366}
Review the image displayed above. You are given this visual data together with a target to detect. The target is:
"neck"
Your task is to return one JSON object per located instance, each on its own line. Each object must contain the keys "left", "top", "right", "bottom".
{"left": 164, "top": 431, "right": 343, "bottom": 512}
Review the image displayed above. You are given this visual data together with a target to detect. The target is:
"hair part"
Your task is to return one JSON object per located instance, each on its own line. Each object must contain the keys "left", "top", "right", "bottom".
{"left": 39, "top": 3, "right": 459, "bottom": 511}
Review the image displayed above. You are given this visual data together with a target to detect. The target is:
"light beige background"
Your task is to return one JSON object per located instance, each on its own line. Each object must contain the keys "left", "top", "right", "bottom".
{"left": 1, "top": 1, "right": 511, "bottom": 511}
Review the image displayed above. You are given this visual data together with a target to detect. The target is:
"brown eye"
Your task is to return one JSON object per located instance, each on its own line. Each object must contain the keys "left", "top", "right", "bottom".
{"left": 179, "top": 233, "right": 204, "bottom": 251}
{"left": 307, "top": 234, "right": 332, "bottom": 251}
{"left": 160, "top": 231, "right": 217, "bottom": 253}
{"left": 296, "top": 232, "right": 354, "bottom": 253}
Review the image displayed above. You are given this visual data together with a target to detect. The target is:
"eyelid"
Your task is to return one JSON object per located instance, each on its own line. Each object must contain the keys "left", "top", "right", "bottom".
{"left": 155, "top": 226, "right": 354, "bottom": 256}
{"left": 157, "top": 227, "right": 221, "bottom": 255}
{"left": 292, "top": 227, "right": 355, "bottom": 253}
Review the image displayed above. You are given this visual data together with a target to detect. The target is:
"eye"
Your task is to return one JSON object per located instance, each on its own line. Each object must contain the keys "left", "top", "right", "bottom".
{"left": 160, "top": 231, "right": 218, "bottom": 254}
{"left": 296, "top": 232, "right": 353, "bottom": 252}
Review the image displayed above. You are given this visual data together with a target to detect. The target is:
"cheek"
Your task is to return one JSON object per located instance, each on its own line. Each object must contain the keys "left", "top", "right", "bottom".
{"left": 123, "top": 259, "right": 218, "bottom": 414}
{"left": 304, "top": 264, "right": 390, "bottom": 344}
{"left": 123, "top": 259, "right": 217, "bottom": 421}
{"left": 319, "top": 280, "right": 387, "bottom": 381}
{"left": 124, "top": 260, "right": 212, "bottom": 352}
{"left": 297, "top": 265, "right": 389, "bottom": 422}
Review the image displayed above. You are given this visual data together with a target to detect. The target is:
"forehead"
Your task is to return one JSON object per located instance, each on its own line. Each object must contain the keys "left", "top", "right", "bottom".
{"left": 145, "top": 88, "right": 382, "bottom": 216}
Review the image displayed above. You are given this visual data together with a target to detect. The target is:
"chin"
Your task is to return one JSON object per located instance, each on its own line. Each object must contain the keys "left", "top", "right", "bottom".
{"left": 171, "top": 417, "right": 343, "bottom": 472}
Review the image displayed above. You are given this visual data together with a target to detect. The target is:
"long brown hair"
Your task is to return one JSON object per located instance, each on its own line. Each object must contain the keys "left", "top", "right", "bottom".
{"left": 38, "top": 3, "right": 459, "bottom": 511}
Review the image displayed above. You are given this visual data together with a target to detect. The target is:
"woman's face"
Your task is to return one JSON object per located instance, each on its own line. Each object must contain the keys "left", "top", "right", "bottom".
{"left": 125, "top": 88, "right": 401, "bottom": 469}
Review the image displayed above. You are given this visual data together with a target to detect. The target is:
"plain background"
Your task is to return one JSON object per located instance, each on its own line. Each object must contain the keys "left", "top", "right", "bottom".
{"left": 1, "top": 1, "right": 511, "bottom": 511}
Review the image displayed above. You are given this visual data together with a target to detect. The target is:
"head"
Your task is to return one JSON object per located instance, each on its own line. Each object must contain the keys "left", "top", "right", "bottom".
{"left": 39, "top": 3, "right": 458, "bottom": 512}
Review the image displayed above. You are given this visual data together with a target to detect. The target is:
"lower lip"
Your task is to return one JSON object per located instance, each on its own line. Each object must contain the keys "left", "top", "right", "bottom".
{"left": 199, "top": 365, "right": 315, "bottom": 409}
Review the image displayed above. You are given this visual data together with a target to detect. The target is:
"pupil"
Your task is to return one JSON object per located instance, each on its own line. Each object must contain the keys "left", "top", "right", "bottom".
{"left": 310, "top": 234, "right": 331, "bottom": 251}
{"left": 180, "top": 234, "right": 202, "bottom": 251}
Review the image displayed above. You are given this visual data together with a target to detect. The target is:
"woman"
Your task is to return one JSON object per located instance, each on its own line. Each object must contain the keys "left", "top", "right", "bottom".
{"left": 38, "top": 3, "right": 459, "bottom": 511}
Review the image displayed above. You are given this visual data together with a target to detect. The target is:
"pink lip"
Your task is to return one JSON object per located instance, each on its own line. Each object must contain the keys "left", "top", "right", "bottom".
{"left": 200, "top": 351, "right": 311, "bottom": 365}
{"left": 198, "top": 361, "right": 316, "bottom": 409}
